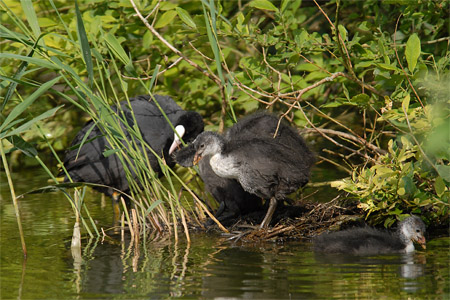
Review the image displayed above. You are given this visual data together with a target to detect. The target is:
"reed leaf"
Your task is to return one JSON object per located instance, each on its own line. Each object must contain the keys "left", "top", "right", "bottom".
{"left": 0, "top": 76, "right": 61, "bottom": 133}
{"left": 20, "top": 0, "right": 41, "bottom": 40}
{"left": 1, "top": 105, "right": 63, "bottom": 138}
{"left": 75, "top": 0, "right": 93, "bottom": 88}
{"left": 0, "top": 53, "right": 60, "bottom": 70}
{"left": 5, "top": 135, "right": 37, "bottom": 157}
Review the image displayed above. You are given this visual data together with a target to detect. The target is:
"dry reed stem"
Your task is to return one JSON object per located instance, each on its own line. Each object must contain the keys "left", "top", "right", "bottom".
{"left": 0, "top": 142, "right": 27, "bottom": 257}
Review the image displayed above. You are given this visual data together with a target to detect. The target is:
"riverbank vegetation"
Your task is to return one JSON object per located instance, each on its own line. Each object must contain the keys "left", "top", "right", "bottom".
{"left": 1, "top": 0, "right": 448, "bottom": 244}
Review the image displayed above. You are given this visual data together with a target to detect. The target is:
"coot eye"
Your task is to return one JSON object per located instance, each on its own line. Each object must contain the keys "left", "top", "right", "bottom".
{"left": 200, "top": 144, "right": 205, "bottom": 149}
{"left": 416, "top": 229, "right": 421, "bottom": 233}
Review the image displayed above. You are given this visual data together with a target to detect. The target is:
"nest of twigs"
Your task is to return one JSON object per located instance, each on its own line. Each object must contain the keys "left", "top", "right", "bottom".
{"left": 221, "top": 195, "right": 364, "bottom": 243}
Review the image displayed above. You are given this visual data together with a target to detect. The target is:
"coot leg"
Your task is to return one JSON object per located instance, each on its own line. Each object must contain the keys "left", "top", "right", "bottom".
{"left": 260, "top": 197, "right": 277, "bottom": 228}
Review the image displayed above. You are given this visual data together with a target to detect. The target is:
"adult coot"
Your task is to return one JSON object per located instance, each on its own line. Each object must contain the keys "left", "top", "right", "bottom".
{"left": 313, "top": 216, "right": 426, "bottom": 255}
{"left": 184, "top": 129, "right": 311, "bottom": 228}
{"left": 60, "top": 94, "right": 204, "bottom": 204}
{"left": 175, "top": 112, "right": 314, "bottom": 225}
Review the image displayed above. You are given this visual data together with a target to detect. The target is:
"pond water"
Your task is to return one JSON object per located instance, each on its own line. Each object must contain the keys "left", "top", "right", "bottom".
{"left": 1, "top": 168, "right": 449, "bottom": 299}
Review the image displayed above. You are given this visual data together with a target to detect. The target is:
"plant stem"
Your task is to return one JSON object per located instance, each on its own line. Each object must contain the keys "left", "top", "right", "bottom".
{"left": 0, "top": 141, "right": 27, "bottom": 258}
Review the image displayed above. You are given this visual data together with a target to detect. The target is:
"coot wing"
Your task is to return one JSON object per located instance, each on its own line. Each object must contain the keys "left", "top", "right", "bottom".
{"left": 224, "top": 138, "right": 310, "bottom": 199}
{"left": 225, "top": 112, "right": 314, "bottom": 168}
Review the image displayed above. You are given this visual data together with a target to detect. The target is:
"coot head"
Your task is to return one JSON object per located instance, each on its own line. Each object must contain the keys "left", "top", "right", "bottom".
{"left": 190, "top": 131, "right": 224, "bottom": 165}
{"left": 169, "top": 111, "right": 204, "bottom": 155}
{"left": 399, "top": 215, "right": 426, "bottom": 250}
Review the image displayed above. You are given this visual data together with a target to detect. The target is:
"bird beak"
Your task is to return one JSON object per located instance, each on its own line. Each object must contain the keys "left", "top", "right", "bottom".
{"left": 169, "top": 140, "right": 181, "bottom": 155}
{"left": 193, "top": 152, "right": 202, "bottom": 165}
{"left": 415, "top": 236, "right": 426, "bottom": 250}
{"left": 168, "top": 125, "right": 186, "bottom": 155}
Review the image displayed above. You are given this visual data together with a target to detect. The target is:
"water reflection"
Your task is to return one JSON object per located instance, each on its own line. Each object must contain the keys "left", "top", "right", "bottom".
{"left": 74, "top": 236, "right": 443, "bottom": 299}
{"left": 2, "top": 169, "right": 449, "bottom": 299}
{"left": 314, "top": 249, "right": 428, "bottom": 294}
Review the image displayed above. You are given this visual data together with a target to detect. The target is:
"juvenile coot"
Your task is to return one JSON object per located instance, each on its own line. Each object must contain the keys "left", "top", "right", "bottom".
{"left": 313, "top": 216, "right": 426, "bottom": 255}
{"left": 175, "top": 112, "right": 314, "bottom": 225}
{"left": 185, "top": 130, "right": 311, "bottom": 228}
{"left": 60, "top": 94, "right": 204, "bottom": 203}
{"left": 176, "top": 143, "right": 262, "bottom": 224}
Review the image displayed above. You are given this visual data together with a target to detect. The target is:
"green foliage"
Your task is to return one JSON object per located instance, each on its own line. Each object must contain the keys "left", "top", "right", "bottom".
{"left": 333, "top": 133, "right": 449, "bottom": 227}
{"left": 1, "top": 0, "right": 449, "bottom": 230}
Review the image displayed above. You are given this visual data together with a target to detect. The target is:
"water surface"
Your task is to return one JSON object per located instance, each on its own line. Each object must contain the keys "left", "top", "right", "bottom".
{"left": 1, "top": 169, "right": 448, "bottom": 299}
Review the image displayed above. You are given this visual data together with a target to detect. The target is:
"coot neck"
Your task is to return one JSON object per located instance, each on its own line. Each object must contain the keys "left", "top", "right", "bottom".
{"left": 397, "top": 223, "right": 414, "bottom": 253}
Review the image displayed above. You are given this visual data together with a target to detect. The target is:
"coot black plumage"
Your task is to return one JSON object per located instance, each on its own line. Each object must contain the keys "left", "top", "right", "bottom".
{"left": 313, "top": 216, "right": 426, "bottom": 255}
{"left": 176, "top": 112, "right": 314, "bottom": 225}
{"left": 61, "top": 94, "right": 204, "bottom": 202}
{"left": 185, "top": 130, "right": 311, "bottom": 228}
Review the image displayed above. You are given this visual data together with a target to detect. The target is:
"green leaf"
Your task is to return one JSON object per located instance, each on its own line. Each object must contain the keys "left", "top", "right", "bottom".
{"left": 104, "top": 33, "right": 130, "bottom": 65}
{"left": 434, "top": 176, "right": 446, "bottom": 197}
{"left": 249, "top": 0, "right": 278, "bottom": 12}
{"left": 405, "top": 33, "right": 421, "bottom": 72}
{"left": 0, "top": 76, "right": 61, "bottom": 133}
{"left": 6, "top": 135, "right": 38, "bottom": 157}
{"left": 351, "top": 93, "right": 370, "bottom": 106}
{"left": 376, "top": 63, "right": 399, "bottom": 71}
{"left": 145, "top": 199, "right": 163, "bottom": 215}
{"left": 176, "top": 7, "right": 196, "bottom": 29}
{"left": 103, "top": 149, "right": 121, "bottom": 157}
{"left": 159, "top": 2, "right": 178, "bottom": 10}
{"left": 280, "top": 0, "right": 290, "bottom": 13}
{"left": 338, "top": 24, "right": 348, "bottom": 41}
{"left": 21, "top": 0, "right": 41, "bottom": 39}
{"left": 37, "top": 17, "right": 57, "bottom": 27}
{"left": 436, "top": 165, "right": 450, "bottom": 183}
{"left": 402, "top": 94, "right": 410, "bottom": 112}
{"left": 75, "top": 0, "right": 94, "bottom": 87}
{"left": 154, "top": 10, "right": 177, "bottom": 29}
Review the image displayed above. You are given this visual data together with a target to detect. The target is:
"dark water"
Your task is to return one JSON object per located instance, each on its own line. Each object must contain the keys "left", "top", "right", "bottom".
{"left": 1, "top": 169, "right": 449, "bottom": 299}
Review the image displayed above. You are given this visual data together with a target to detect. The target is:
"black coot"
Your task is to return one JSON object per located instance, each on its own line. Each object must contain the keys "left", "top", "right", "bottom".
{"left": 176, "top": 112, "right": 314, "bottom": 225}
{"left": 60, "top": 94, "right": 204, "bottom": 203}
{"left": 313, "top": 216, "right": 426, "bottom": 255}
{"left": 184, "top": 129, "right": 311, "bottom": 228}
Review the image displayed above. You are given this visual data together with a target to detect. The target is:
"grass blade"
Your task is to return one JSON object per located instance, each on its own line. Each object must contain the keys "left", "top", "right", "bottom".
{"left": 5, "top": 135, "right": 38, "bottom": 157}
{"left": 2, "top": 105, "right": 63, "bottom": 138}
{"left": 201, "top": 1, "right": 224, "bottom": 84}
{"left": 0, "top": 53, "right": 60, "bottom": 70}
{"left": 0, "top": 76, "right": 61, "bottom": 132}
{"left": 104, "top": 33, "right": 130, "bottom": 66}
{"left": 1, "top": 34, "right": 44, "bottom": 112}
{"left": 20, "top": 0, "right": 41, "bottom": 39}
{"left": 74, "top": 0, "right": 94, "bottom": 87}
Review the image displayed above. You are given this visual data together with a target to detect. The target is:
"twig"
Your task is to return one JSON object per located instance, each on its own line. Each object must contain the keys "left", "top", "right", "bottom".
{"left": 314, "top": 0, "right": 356, "bottom": 78}
{"left": 302, "top": 127, "right": 387, "bottom": 155}
{"left": 393, "top": 14, "right": 424, "bottom": 108}
{"left": 129, "top": 0, "right": 221, "bottom": 85}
